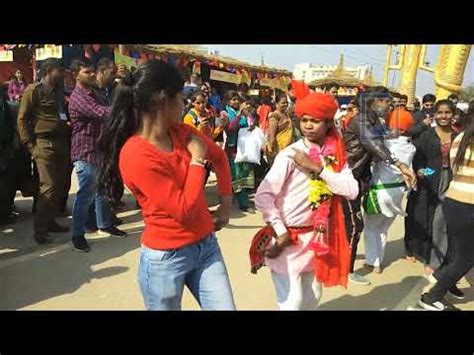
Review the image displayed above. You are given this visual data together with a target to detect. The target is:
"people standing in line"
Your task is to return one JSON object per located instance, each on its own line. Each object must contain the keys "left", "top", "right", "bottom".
{"left": 237, "top": 82, "right": 250, "bottom": 96}
{"left": 208, "top": 86, "right": 223, "bottom": 115}
{"left": 183, "top": 73, "right": 201, "bottom": 99}
{"left": 392, "top": 93, "right": 408, "bottom": 109}
{"left": 468, "top": 100, "right": 474, "bottom": 115}
{"left": 93, "top": 58, "right": 129, "bottom": 217}
{"left": 405, "top": 100, "right": 456, "bottom": 280}
{"left": 253, "top": 92, "right": 358, "bottom": 310}
{"left": 341, "top": 100, "right": 359, "bottom": 133}
{"left": 363, "top": 108, "right": 416, "bottom": 273}
{"left": 399, "top": 94, "right": 408, "bottom": 108}
{"left": 0, "top": 85, "right": 17, "bottom": 225}
{"left": 68, "top": 59, "right": 128, "bottom": 252}
{"left": 322, "top": 83, "right": 339, "bottom": 97}
{"left": 98, "top": 60, "right": 235, "bottom": 310}
{"left": 183, "top": 91, "right": 222, "bottom": 141}
{"left": 266, "top": 91, "right": 293, "bottom": 166}
{"left": 257, "top": 95, "right": 273, "bottom": 135}
{"left": 17, "top": 58, "right": 71, "bottom": 245}
{"left": 7, "top": 68, "right": 28, "bottom": 102}
{"left": 411, "top": 98, "right": 421, "bottom": 114}
{"left": 221, "top": 91, "right": 256, "bottom": 213}
{"left": 343, "top": 87, "right": 417, "bottom": 285}
{"left": 392, "top": 92, "right": 402, "bottom": 109}
{"left": 411, "top": 93, "right": 436, "bottom": 139}
{"left": 418, "top": 114, "right": 474, "bottom": 311}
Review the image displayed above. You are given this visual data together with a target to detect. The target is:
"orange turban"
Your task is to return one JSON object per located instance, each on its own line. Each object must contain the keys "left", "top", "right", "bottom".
{"left": 291, "top": 80, "right": 310, "bottom": 100}
{"left": 387, "top": 108, "right": 414, "bottom": 132}
{"left": 294, "top": 93, "right": 338, "bottom": 120}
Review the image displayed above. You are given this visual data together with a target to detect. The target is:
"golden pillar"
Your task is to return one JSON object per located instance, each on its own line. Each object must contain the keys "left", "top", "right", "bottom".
{"left": 434, "top": 45, "right": 472, "bottom": 100}
{"left": 398, "top": 45, "right": 422, "bottom": 106}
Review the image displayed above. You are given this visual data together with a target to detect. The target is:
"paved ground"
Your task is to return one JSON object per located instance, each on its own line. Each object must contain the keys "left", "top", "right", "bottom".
{"left": 0, "top": 172, "right": 472, "bottom": 310}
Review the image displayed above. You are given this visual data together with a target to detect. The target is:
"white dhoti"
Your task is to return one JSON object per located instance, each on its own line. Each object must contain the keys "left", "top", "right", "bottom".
{"left": 363, "top": 213, "right": 397, "bottom": 267}
{"left": 266, "top": 231, "right": 322, "bottom": 310}
{"left": 363, "top": 136, "right": 416, "bottom": 267}
{"left": 271, "top": 270, "right": 322, "bottom": 310}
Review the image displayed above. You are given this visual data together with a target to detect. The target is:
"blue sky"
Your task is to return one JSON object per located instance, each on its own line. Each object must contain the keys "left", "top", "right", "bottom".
{"left": 207, "top": 45, "right": 474, "bottom": 96}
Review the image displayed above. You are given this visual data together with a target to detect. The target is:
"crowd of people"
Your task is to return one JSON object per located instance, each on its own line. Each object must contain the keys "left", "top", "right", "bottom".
{"left": 0, "top": 56, "right": 473, "bottom": 311}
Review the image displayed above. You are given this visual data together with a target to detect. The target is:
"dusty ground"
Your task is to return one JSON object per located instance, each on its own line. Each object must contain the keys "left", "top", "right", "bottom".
{"left": 0, "top": 172, "right": 472, "bottom": 311}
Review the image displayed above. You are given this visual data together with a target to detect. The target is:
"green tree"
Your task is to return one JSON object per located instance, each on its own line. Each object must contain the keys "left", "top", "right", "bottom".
{"left": 459, "top": 84, "right": 474, "bottom": 102}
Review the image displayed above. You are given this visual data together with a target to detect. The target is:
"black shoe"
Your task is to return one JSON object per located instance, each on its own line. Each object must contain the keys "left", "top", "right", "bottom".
{"left": 72, "top": 236, "right": 91, "bottom": 252}
{"left": 48, "top": 223, "right": 70, "bottom": 233}
{"left": 98, "top": 226, "right": 128, "bottom": 238}
{"left": 111, "top": 215, "right": 123, "bottom": 226}
{"left": 0, "top": 214, "right": 18, "bottom": 226}
{"left": 418, "top": 293, "right": 461, "bottom": 311}
{"left": 34, "top": 233, "right": 54, "bottom": 245}
{"left": 57, "top": 210, "right": 71, "bottom": 218}
{"left": 448, "top": 285, "right": 465, "bottom": 300}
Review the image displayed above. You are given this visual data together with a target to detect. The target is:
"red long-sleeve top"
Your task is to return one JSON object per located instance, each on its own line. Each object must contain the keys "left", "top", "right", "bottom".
{"left": 119, "top": 123, "right": 232, "bottom": 250}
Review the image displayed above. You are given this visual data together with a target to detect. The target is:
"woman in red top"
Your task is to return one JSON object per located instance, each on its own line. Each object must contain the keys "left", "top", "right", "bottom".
{"left": 98, "top": 60, "right": 235, "bottom": 310}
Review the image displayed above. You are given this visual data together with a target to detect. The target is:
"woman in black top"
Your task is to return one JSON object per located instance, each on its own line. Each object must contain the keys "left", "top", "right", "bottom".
{"left": 404, "top": 100, "right": 456, "bottom": 279}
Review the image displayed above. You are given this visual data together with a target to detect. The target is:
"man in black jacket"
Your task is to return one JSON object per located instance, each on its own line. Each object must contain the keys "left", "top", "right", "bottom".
{"left": 343, "top": 86, "right": 417, "bottom": 285}
{"left": 411, "top": 93, "right": 436, "bottom": 139}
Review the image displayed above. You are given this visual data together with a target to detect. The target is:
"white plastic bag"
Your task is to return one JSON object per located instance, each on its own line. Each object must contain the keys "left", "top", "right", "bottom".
{"left": 234, "top": 127, "right": 265, "bottom": 165}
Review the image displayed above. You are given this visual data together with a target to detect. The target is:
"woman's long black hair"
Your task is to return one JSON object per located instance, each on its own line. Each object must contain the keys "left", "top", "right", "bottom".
{"left": 452, "top": 113, "right": 474, "bottom": 174}
{"left": 98, "top": 60, "right": 184, "bottom": 204}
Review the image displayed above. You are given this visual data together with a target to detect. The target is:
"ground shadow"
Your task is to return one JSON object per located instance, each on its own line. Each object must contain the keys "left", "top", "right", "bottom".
{"left": 318, "top": 276, "right": 426, "bottom": 310}
{"left": 0, "top": 192, "right": 143, "bottom": 261}
{"left": 0, "top": 226, "right": 142, "bottom": 310}
{"left": 354, "top": 235, "right": 407, "bottom": 269}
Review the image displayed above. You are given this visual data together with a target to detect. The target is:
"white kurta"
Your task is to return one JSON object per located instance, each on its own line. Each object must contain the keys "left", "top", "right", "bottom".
{"left": 369, "top": 136, "right": 416, "bottom": 217}
{"left": 255, "top": 139, "right": 359, "bottom": 310}
{"left": 364, "top": 136, "right": 416, "bottom": 267}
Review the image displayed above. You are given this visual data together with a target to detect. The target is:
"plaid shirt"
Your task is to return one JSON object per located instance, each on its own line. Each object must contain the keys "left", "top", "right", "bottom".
{"left": 69, "top": 85, "right": 110, "bottom": 165}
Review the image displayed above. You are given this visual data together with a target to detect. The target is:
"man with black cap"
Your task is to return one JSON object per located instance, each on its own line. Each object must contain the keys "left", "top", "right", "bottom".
{"left": 17, "top": 58, "right": 70, "bottom": 244}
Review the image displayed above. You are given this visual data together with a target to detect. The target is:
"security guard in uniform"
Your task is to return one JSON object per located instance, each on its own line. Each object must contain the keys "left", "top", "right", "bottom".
{"left": 17, "top": 58, "right": 71, "bottom": 244}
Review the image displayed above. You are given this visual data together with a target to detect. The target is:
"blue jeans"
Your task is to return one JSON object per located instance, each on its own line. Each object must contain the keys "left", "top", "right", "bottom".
{"left": 72, "top": 160, "right": 112, "bottom": 238}
{"left": 139, "top": 234, "right": 236, "bottom": 310}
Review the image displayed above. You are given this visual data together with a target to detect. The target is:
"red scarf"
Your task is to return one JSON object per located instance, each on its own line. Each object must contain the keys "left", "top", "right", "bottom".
{"left": 309, "top": 127, "right": 350, "bottom": 288}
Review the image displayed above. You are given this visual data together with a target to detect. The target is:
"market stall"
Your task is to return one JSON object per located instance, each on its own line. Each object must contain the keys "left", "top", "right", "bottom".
{"left": 120, "top": 44, "right": 292, "bottom": 97}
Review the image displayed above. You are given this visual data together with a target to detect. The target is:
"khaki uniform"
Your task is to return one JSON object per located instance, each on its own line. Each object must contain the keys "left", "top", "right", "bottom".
{"left": 17, "top": 81, "right": 71, "bottom": 235}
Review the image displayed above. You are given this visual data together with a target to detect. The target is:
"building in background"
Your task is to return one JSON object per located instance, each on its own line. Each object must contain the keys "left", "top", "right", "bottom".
{"left": 293, "top": 57, "right": 370, "bottom": 84}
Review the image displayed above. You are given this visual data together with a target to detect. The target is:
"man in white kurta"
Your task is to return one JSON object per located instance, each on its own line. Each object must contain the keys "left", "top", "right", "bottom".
{"left": 255, "top": 138, "right": 358, "bottom": 310}
{"left": 363, "top": 109, "right": 416, "bottom": 271}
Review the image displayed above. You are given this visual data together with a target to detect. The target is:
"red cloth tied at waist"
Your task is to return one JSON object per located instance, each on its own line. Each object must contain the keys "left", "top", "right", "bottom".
{"left": 249, "top": 225, "right": 313, "bottom": 274}
{"left": 249, "top": 210, "right": 349, "bottom": 289}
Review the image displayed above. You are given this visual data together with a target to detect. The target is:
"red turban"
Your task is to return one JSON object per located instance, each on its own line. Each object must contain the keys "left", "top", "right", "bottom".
{"left": 294, "top": 93, "right": 338, "bottom": 120}
{"left": 387, "top": 108, "right": 414, "bottom": 132}
{"left": 291, "top": 80, "right": 310, "bottom": 100}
